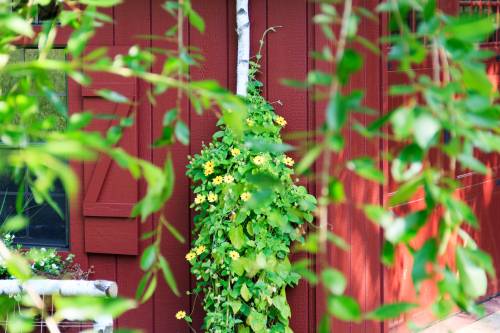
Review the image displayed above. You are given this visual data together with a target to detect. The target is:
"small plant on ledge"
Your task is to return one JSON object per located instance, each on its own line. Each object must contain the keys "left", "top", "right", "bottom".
{"left": 0, "top": 233, "right": 88, "bottom": 280}
{"left": 186, "top": 65, "right": 317, "bottom": 332}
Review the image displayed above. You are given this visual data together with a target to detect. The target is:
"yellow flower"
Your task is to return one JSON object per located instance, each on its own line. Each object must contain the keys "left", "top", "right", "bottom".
{"left": 194, "top": 194, "right": 206, "bottom": 204}
{"left": 283, "top": 156, "right": 295, "bottom": 167}
{"left": 175, "top": 310, "right": 186, "bottom": 320}
{"left": 224, "top": 174, "right": 234, "bottom": 184}
{"left": 212, "top": 176, "right": 223, "bottom": 185}
{"left": 207, "top": 192, "right": 218, "bottom": 203}
{"left": 230, "top": 148, "right": 241, "bottom": 156}
{"left": 185, "top": 252, "right": 196, "bottom": 261}
{"left": 253, "top": 155, "right": 266, "bottom": 166}
{"left": 204, "top": 166, "right": 214, "bottom": 176}
{"left": 275, "top": 116, "right": 287, "bottom": 127}
{"left": 240, "top": 192, "right": 251, "bottom": 202}
{"left": 195, "top": 245, "right": 206, "bottom": 255}
{"left": 204, "top": 161, "right": 215, "bottom": 169}
{"left": 246, "top": 119, "right": 255, "bottom": 127}
{"left": 204, "top": 161, "right": 215, "bottom": 175}
{"left": 229, "top": 251, "right": 240, "bottom": 260}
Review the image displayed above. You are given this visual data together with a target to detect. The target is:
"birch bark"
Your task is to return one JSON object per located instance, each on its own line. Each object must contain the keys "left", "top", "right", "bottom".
{"left": 236, "top": 0, "right": 250, "bottom": 96}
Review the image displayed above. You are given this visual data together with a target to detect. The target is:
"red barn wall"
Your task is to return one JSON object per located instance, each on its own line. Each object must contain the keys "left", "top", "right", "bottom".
{"left": 67, "top": 0, "right": 500, "bottom": 332}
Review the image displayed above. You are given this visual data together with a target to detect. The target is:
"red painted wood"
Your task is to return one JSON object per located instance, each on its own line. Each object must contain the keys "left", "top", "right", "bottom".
{"left": 267, "top": 1, "right": 312, "bottom": 331}
{"left": 82, "top": 72, "right": 139, "bottom": 255}
{"left": 151, "top": 0, "right": 191, "bottom": 331}
{"left": 113, "top": 2, "right": 154, "bottom": 332}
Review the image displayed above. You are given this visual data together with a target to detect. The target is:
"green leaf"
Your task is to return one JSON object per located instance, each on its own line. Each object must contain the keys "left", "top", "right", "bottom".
{"left": 457, "top": 154, "right": 488, "bottom": 174}
{"left": 229, "top": 225, "right": 246, "bottom": 250}
{"left": 326, "top": 92, "right": 346, "bottom": 132}
{"left": 272, "top": 295, "right": 291, "bottom": 319}
{"left": 188, "top": 9, "right": 205, "bottom": 33}
{"left": 54, "top": 296, "right": 135, "bottom": 321}
{"left": 445, "top": 16, "right": 496, "bottom": 43}
{"left": 79, "top": 0, "right": 122, "bottom": 6}
{"left": 158, "top": 256, "right": 179, "bottom": 296}
{"left": 240, "top": 283, "right": 252, "bottom": 302}
{"left": 163, "top": 108, "right": 178, "bottom": 126}
{"left": 347, "top": 157, "right": 385, "bottom": 184}
{"left": 175, "top": 120, "right": 190, "bottom": 145}
{"left": 223, "top": 108, "right": 246, "bottom": 138}
{"left": 2, "top": 15, "right": 34, "bottom": 37}
{"left": 327, "top": 295, "right": 361, "bottom": 322}
{"left": 456, "top": 247, "right": 488, "bottom": 298}
{"left": 247, "top": 309, "right": 267, "bottom": 332}
{"left": 296, "top": 145, "right": 322, "bottom": 174}
{"left": 228, "top": 300, "right": 242, "bottom": 315}
{"left": 366, "top": 302, "right": 417, "bottom": 320}
{"left": 338, "top": 49, "right": 363, "bottom": 84}
{"left": 385, "top": 210, "right": 428, "bottom": 244}
{"left": 389, "top": 177, "right": 423, "bottom": 206}
{"left": 1, "top": 215, "right": 28, "bottom": 233}
{"left": 140, "top": 245, "right": 157, "bottom": 271}
{"left": 412, "top": 239, "right": 437, "bottom": 291}
{"left": 414, "top": 113, "right": 440, "bottom": 149}
{"left": 461, "top": 64, "right": 493, "bottom": 97}
{"left": 321, "top": 268, "right": 347, "bottom": 295}
{"left": 97, "top": 89, "right": 130, "bottom": 104}
{"left": 328, "top": 178, "right": 345, "bottom": 203}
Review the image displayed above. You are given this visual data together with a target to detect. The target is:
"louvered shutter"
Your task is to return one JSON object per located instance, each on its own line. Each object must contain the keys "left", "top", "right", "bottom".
{"left": 81, "top": 49, "right": 140, "bottom": 255}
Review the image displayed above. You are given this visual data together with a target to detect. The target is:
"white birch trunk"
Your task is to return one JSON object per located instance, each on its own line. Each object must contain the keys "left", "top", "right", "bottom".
{"left": 236, "top": 0, "right": 250, "bottom": 96}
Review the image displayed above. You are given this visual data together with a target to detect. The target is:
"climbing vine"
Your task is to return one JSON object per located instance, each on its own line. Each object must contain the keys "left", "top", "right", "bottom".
{"left": 186, "top": 63, "right": 316, "bottom": 332}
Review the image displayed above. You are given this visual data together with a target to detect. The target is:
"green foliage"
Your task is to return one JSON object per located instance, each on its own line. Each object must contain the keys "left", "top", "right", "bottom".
{"left": 305, "top": 0, "right": 500, "bottom": 326}
{"left": 186, "top": 68, "right": 316, "bottom": 331}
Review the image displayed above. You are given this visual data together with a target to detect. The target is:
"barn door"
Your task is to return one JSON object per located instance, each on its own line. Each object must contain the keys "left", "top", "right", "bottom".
{"left": 81, "top": 48, "right": 140, "bottom": 255}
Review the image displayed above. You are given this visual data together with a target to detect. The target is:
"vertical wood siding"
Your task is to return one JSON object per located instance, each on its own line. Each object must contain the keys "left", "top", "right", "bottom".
{"left": 70, "top": 0, "right": 402, "bottom": 332}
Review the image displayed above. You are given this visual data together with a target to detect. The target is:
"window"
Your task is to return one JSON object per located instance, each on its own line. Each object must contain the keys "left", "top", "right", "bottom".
{"left": 11, "top": 0, "right": 61, "bottom": 24}
{"left": 459, "top": 0, "right": 500, "bottom": 44}
{"left": 0, "top": 48, "right": 69, "bottom": 248}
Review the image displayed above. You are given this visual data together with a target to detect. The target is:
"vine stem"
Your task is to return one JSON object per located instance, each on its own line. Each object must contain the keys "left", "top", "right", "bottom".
{"left": 318, "top": 0, "right": 353, "bottom": 252}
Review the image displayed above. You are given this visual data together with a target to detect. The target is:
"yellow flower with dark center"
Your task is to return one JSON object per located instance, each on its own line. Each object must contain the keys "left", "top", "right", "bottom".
{"left": 204, "top": 161, "right": 215, "bottom": 169}
{"left": 230, "top": 148, "right": 240, "bottom": 156}
{"left": 194, "top": 194, "right": 206, "bottom": 204}
{"left": 204, "top": 166, "right": 214, "bottom": 176}
{"left": 185, "top": 252, "right": 196, "bottom": 261}
{"left": 175, "top": 310, "right": 186, "bottom": 320}
{"left": 253, "top": 155, "right": 266, "bottom": 165}
{"left": 246, "top": 119, "right": 255, "bottom": 127}
{"left": 195, "top": 245, "right": 206, "bottom": 255}
{"left": 240, "top": 192, "right": 251, "bottom": 202}
{"left": 275, "top": 116, "right": 287, "bottom": 127}
{"left": 212, "top": 176, "right": 223, "bottom": 185}
{"left": 224, "top": 174, "right": 234, "bottom": 184}
{"left": 283, "top": 156, "right": 295, "bottom": 167}
{"left": 207, "top": 192, "right": 218, "bottom": 203}
{"left": 229, "top": 251, "right": 240, "bottom": 260}
{"left": 204, "top": 161, "right": 215, "bottom": 176}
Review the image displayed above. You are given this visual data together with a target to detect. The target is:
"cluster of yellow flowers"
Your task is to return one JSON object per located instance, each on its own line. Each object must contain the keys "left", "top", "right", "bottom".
{"left": 275, "top": 115, "right": 287, "bottom": 127}
{"left": 204, "top": 160, "right": 214, "bottom": 176}
{"left": 185, "top": 245, "right": 206, "bottom": 262}
{"left": 283, "top": 156, "right": 295, "bottom": 167}
{"left": 212, "top": 174, "right": 234, "bottom": 186}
